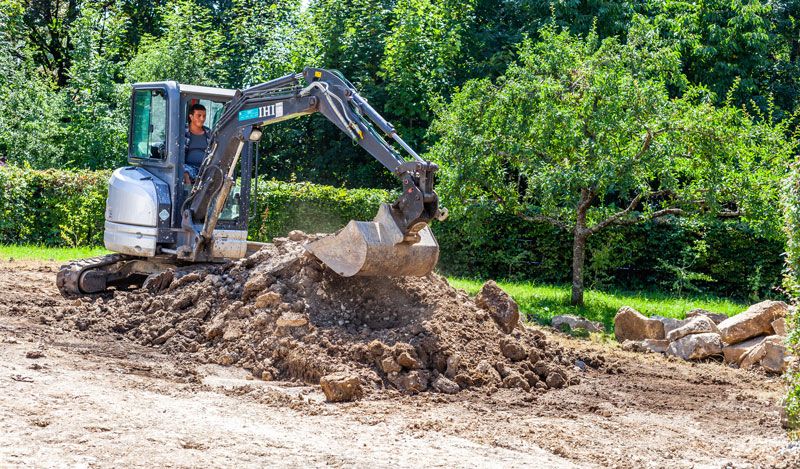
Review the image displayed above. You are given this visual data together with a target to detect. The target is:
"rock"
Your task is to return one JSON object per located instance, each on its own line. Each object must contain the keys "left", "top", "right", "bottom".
{"left": 621, "top": 339, "right": 668, "bottom": 354}
{"left": 502, "top": 371, "right": 531, "bottom": 391}
{"left": 717, "top": 301, "right": 788, "bottom": 345}
{"left": 222, "top": 323, "right": 242, "bottom": 341}
{"left": 389, "top": 370, "right": 429, "bottom": 393}
{"left": 523, "top": 370, "right": 540, "bottom": 387}
{"left": 288, "top": 230, "right": 307, "bottom": 241}
{"left": 665, "top": 332, "right": 723, "bottom": 360}
{"left": 475, "top": 360, "right": 502, "bottom": 385}
{"left": 320, "top": 373, "right": 363, "bottom": 402}
{"left": 772, "top": 317, "right": 787, "bottom": 336}
{"left": 380, "top": 357, "right": 402, "bottom": 373}
{"left": 551, "top": 314, "right": 604, "bottom": 333}
{"left": 444, "top": 354, "right": 461, "bottom": 379}
{"left": 475, "top": 280, "right": 520, "bottom": 334}
{"left": 614, "top": 307, "right": 665, "bottom": 342}
{"left": 499, "top": 337, "right": 527, "bottom": 361}
{"left": 687, "top": 308, "right": 728, "bottom": 325}
{"left": 722, "top": 335, "right": 768, "bottom": 365}
{"left": 25, "top": 350, "right": 44, "bottom": 359}
{"left": 242, "top": 274, "right": 274, "bottom": 301}
{"left": 255, "top": 291, "right": 282, "bottom": 309}
{"left": 545, "top": 370, "right": 567, "bottom": 389}
{"left": 652, "top": 315, "right": 689, "bottom": 337}
{"left": 740, "top": 335, "right": 788, "bottom": 373}
{"left": 666, "top": 315, "right": 718, "bottom": 342}
{"left": 760, "top": 337, "right": 789, "bottom": 374}
{"left": 532, "top": 360, "right": 549, "bottom": 379}
{"left": 218, "top": 352, "right": 238, "bottom": 365}
{"left": 204, "top": 315, "right": 225, "bottom": 339}
{"left": 397, "top": 351, "right": 421, "bottom": 370}
{"left": 642, "top": 339, "right": 670, "bottom": 354}
{"left": 276, "top": 312, "right": 308, "bottom": 328}
{"left": 432, "top": 375, "right": 460, "bottom": 394}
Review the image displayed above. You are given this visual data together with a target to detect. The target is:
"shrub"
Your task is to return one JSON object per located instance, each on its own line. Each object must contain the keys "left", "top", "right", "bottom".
{"left": 0, "top": 167, "right": 784, "bottom": 302}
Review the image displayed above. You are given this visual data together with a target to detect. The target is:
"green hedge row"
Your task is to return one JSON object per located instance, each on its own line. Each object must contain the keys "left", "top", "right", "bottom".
{"left": 0, "top": 167, "right": 110, "bottom": 247}
{"left": 0, "top": 166, "right": 784, "bottom": 302}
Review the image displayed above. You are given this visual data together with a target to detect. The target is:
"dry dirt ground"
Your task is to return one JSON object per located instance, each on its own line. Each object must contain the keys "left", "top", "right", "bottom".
{"left": 0, "top": 259, "right": 798, "bottom": 468}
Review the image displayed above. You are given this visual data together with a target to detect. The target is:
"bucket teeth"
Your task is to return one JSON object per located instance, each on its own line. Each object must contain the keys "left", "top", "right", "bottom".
{"left": 305, "top": 203, "right": 439, "bottom": 277}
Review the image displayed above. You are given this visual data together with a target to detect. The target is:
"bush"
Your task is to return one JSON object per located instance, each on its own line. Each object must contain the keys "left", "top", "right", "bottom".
{"left": 435, "top": 201, "right": 784, "bottom": 301}
{"left": 0, "top": 166, "right": 390, "bottom": 247}
{"left": 0, "top": 167, "right": 783, "bottom": 300}
{"left": 250, "top": 180, "right": 390, "bottom": 240}
{"left": 783, "top": 161, "right": 800, "bottom": 436}
{"left": 0, "top": 167, "right": 110, "bottom": 246}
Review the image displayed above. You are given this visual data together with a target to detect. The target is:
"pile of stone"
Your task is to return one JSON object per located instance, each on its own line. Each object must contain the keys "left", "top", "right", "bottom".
{"left": 614, "top": 300, "right": 791, "bottom": 374}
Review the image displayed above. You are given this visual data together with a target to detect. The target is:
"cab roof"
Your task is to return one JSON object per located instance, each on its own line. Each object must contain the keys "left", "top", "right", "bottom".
{"left": 178, "top": 84, "right": 237, "bottom": 99}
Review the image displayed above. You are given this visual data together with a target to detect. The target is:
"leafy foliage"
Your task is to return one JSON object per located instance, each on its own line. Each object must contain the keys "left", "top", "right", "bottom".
{"left": 429, "top": 25, "right": 795, "bottom": 304}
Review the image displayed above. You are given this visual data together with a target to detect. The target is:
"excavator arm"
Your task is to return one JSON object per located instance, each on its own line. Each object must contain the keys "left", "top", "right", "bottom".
{"left": 179, "top": 68, "right": 446, "bottom": 276}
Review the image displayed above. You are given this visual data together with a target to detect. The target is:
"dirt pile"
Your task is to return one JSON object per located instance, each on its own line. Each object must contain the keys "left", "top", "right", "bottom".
{"left": 57, "top": 234, "right": 590, "bottom": 398}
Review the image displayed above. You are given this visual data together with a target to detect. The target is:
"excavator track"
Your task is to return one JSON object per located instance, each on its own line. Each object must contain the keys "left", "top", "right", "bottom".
{"left": 56, "top": 254, "right": 132, "bottom": 298}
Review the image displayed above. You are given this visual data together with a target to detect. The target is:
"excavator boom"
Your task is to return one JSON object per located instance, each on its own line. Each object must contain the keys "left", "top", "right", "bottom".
{"left": 180, "top": 68, "right": 446, "bottom": 276}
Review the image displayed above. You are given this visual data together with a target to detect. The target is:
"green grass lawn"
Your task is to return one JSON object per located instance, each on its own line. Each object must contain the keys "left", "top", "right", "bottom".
{"left": 448, "top": 278, "right": 747, "bottom": 329}
{"left": 0, "top": 244, "right": 110, "bottom": 262}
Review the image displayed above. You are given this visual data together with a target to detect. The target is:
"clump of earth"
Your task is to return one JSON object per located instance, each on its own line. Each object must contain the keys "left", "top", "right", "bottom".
{"left": 59, "top": 233, "right": 593, "bottom": 400}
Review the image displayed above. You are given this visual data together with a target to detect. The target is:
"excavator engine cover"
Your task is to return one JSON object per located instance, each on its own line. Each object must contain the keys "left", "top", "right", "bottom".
{"left": 305, "top": 203, "right": 439, "bottom": 277}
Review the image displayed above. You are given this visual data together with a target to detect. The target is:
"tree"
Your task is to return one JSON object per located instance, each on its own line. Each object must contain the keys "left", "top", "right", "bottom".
{"left": 428, "top": 23, "right": 794, "bottom": 305}
{"left": 648, "top": 0, "right": 775, "bottom": 110}
{"left": 0, "top": 0, "right": 67, "bottom": 168}
{"left": 380, "top": 0, "right": 475, "bottom": 147}
{"left": 126, "top": 0, "right": 225, "bottom": 86}
{"left": 62, "top": 1, "right": 129, "bottom": 168}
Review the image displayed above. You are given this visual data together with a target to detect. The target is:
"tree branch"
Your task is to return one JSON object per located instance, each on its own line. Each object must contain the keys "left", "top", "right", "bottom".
{"left": 587, "top": 192, "right": 643, "bottom": 235}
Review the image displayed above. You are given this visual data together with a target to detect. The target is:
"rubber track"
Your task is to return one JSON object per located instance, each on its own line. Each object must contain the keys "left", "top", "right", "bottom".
{"left": 56, "top": 253, "right": 131, "bottom": 298}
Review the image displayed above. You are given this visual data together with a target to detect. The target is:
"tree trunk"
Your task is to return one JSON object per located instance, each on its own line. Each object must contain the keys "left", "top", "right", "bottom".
{"left": 571, "top": 188, "right": 593, "bottom": 306}
{"left": 571, "top": 230, "right": 587, "bottom": 306}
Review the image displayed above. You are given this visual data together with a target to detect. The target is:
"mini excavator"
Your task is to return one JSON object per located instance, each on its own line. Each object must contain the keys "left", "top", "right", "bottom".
{"left": 57, "top": 68, "right": 447, "bottom": 296}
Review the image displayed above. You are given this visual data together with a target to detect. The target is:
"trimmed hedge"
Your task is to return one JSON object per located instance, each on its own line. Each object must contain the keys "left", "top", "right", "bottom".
{"left": 0, "top": 167, "right": 110, "bottom": 247}
{"left": 0, "top": 166, "right": 784, "bottom": 302}
{"left": 0, "top": 166, "right": 391, "bottom": 248}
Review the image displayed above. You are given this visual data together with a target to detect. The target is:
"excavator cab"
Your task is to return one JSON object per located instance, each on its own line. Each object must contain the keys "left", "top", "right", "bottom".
{"left": 104, "top": 82, "right": 251, "bottom": 261}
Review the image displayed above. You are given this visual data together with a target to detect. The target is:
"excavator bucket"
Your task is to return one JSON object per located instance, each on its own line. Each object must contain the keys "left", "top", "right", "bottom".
{"left": 305, "top": 203, "right": 439, "bottom": 277}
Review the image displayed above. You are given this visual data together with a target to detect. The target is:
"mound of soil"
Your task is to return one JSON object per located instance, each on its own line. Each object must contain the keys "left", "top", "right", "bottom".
{"left": 59, "top": 234, "right": 587, "bottom": 397}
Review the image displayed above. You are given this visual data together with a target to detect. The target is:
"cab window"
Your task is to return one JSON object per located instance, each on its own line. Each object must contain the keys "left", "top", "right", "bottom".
{"left": 186, "top": 98, "right": 225, "bottom": 130}
{"left": 131, "top": 89, "right": 167, "bottom": 160}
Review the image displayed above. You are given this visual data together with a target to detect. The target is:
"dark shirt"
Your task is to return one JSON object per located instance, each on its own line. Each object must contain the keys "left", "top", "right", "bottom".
{"left": 185, "top": 126, "right": 211, "bottom": 167}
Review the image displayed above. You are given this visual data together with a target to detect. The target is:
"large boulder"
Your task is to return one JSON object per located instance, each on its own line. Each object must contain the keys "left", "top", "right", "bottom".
{"left": 666, "top": 315, "right": 718, "bottom": 342}
{"left": 722, "top": 335, "right": 768, "bottom": 365}
{"left": 665, "top": 333, "right": 723, "bottom": 360}
{"left": 686, "top": 308, "right": 728, "bottom": 325}
{"left": 717, "top": 301, "right": 787, "bottom": 345}
{"left": 551, "top": 314, "right": 604, "bottom": 333}
{"left": 652, "top": 315, "right": 689, "bottom": 337}
{"left": 739, "top": 335, "right": 788, "bottom": 374}
{"left": 614, "top": 307, "right": 665, "bottom": 342}
{"left": 475, "top": 281, "right": 520, "bottom": 334}
{"left": 771, "top": 318, "right": 787, "bottom": 336}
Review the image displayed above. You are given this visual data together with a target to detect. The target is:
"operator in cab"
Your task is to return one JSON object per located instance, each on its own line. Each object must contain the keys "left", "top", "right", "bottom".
{"left": 184, "top": 103, "right": 211, "bottom": 184}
